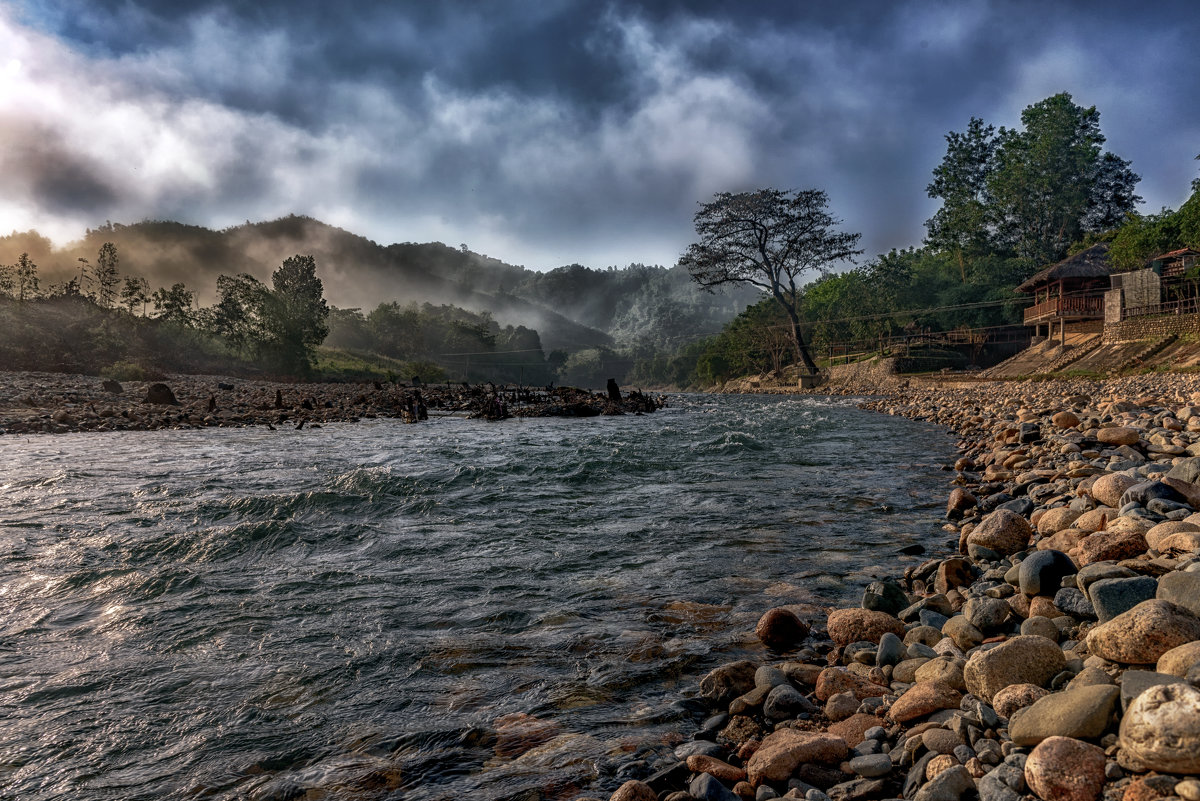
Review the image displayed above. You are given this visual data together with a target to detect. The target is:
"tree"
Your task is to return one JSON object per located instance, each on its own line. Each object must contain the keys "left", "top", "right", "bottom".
{"left": 152, "top": 282, "right": 195, "bottom": 325}
{"left": 680, "top": 188, "right": 862, "bottom": 377}
{"left": 14, "top": 253, "right": 39, "bottom": 301}
{"left": 264, "top": 254, "right": 329, "bottom": 372}
{"left": 988, "top": 93, "right": 1140, "bottom": 265}
{"left": 121, "top": 275, "right": 150, "bottom": 315}
{"left": 926, "top": 117, "right": 998, "bottom": 279}
{"left": 211, "top": 273, "right": 270, "bottom": 355}
{"left": 94, "top": 242, "right": 120, "bottom": 309}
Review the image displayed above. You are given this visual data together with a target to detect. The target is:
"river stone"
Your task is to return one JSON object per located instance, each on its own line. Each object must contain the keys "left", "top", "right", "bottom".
{"left": 942, "top": 615, "right": 984, "bottom": 650}
{"left": 1088, "top": 576, "right": 1159, "bottom": 623}
{"left": 888, "top": 680, "right": 962, "bottom": 723}
{"left": 1076, "top": 563, "right": 1138, "bottom": 597}
{"left": 826, "top": 713, "right": 881, "bottom": 748}
{"left": 1021, "top": 616, "right": 1060, "bottom": 641}
{"left": 968, "top": 509, "right": 1034, "bottom": 557}
{"left": 746, "top": 729, "right": 848, "bottom": 785}
{"left": 877, "top": 632, "right": 905, "bottom": 667}
{"left": 963, "top": 596, "right": 1011, "bottom": 632}
{"left": 1158, "top": 530, "right": 1200, "bottom": 552}
{"left": 701, "top": 661, "right": 758, "bottom": 704}
{"left": 1075, "top": 506, "right": 1117, "bottom": 533}
{"left": 993, "top": 683, "right": 1050, "bottom": 719}
{"left": 826, "top": 609, "right": 905, "bottom": 646}
{"left": 756, "top": 608, "right": 810, "bottom": 651}
{"left": 1052, "top": 410, "right": 1081, "bottom": 428}
{"left": 963, "top": 635, "right": 1067, "bottom": 703}
{"left": 1119, "top": 682, "right": 1200, "bottom": 773}
{"left": 764, "top": 684, "right": 814, "bottom": 721}
{"left": 1158, "top": 571, "right": 1200, "bottom": 617}
{"left": 143, "top": 382, "right": 180, "bottom": 405}
{"left": 825, "top": 691, "right": 860, "bottom": 722}
{"left": 935, "top": 559, "right": 974, "bottom": 595}
{"left": 1120, "top": 670, "right": 1187, "bottom": 710}
{"left": 914, "top": 656, "right": 966, "bottom": 691}
{"left": 1038, "top": 507, "right": 1082, "bottom": 535}
{"left": 913, "top": 764, "right": 975, "bottom": 801}
{"left": 1008, "top": 684, "right": 1120, "bottom": 746}
{"left": 756, "top": 666, "right": 789, "bottom": 689}
{"left": 947, "top": 489, "right": 977, "bottom": 521}
{"left": 893, "top": 658, "right": 931, "bottom": 683}
{"left": 1121, "top": 480, "right": 1188, "bottom": 508}
{"left": 1024, "top": 736, "right": 1106, "bottom": 801}
{"left": 1072, "top": 530, "right": 1148, "bottom": 566}
{"left": 922, "top": 728, "right": 965, "bottom": 755}
{"left": 1053, "top": 587, "right": 1095, "bottom": 619}
{"left": 1096, "top": 427, "right": 1141, "bottom": 446}
{"left": 1157, "top": 640, "right": 1200, "bottom": 676}
{"left": 1086, "top": 599, "right": 1200, "bottom": 664}
{"left": 1090, "top": 473, "right": 1140, "bottom": 508}
{"left": 814, "top": 668, "right": 887, "bottom": 702}
{"left": 688, "top": 772, "right": 740, "bottom": 801}
{"left": 610, "top": 780, "right": 659, "bottom": 801}
{"left": 862, "top": 579, "right": 909, "bottom": 616}
{"left": 849, "top": 753, "right": 893, "bottom": 778}
{"left": 1168, "top": 457, "right": 1200, "bottom": 484}
{"left": 1146, "top": 520, "right": 1200, "bottom": 550}
{"left": 1019, "top": 549, "right": 1077, "bottom": 596}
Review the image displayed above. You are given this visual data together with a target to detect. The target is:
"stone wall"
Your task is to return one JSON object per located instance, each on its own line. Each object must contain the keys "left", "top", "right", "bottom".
{"left": 1103, "top": 313, "right": 1200, "bottom": 343}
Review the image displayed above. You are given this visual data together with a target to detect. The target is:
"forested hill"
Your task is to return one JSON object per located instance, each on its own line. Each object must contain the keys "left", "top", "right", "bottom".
{"left": 0, "top": 216, "right": 759, "bottom": 352}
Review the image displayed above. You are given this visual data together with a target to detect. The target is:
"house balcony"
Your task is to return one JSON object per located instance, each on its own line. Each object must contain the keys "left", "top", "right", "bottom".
{"left": 1023, "top": 295, "right": 1105, "bottom": 326}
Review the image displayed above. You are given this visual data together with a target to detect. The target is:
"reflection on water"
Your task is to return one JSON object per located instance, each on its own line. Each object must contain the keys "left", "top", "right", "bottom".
{"left": 0, "top": 394, "right": 954, "bottom": 800}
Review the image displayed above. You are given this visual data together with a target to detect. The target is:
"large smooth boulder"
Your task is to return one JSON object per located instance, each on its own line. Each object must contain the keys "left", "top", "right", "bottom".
{"left": 814, "top": 667, "right": 888, "bottom": 702}
{"left": 1024, "top": 736, "right": 1107, "bottom": 801}
{"left": 1089, "top": 473, "right": 1140, "bottom": 508}
{"left": 1158, "top": 641, "right": 1200, "bottom": 676}
{"left": 1158, "top": 572, "right": 1200, "bottom": 618}
{"left": 746, "top": 729, "right": 847, "bottom": 785}
{"left": 1038, "top": 507, "right": 1082, "bottom": 536}
{"left": 1019, "top": 549, "right": 1077, "bottom": 596}
{"left": 1119, "top": 683, "right": 1200, "bottom": 774}
{"left": 1086, "top": 599, "right": 1200, "bottom": 664}
{"left": 1008, "top": 684, "right": 1120, "bottom": 746}
{"left": 1096, "top": 427, "right": 1141, "bottom": 446}
{"left": 756, "top": 607, "right": 810, "bottom": 650}
{"left": 1071, "top": 530, "right": 1147, "bottom": 566}
{"left": 888, "top": 680, "right": 962, "bottom": 723}
{"left": 968, "top": 509, "right": 1034, "bottom": 557}
{"left": 827, "top": 608, "right": 905, "bottom": 646}
{"left": 700, "top": 661, "right": 758, "bottom": 704}
{"left": 1145, "top": 520, "right": 1200, "bottom": 550}
{"left": 1088, "top": 576, "right": 1158, "bottom": 623}
{"left": 963, "top": 635, "right": 1067, "bottom": 703}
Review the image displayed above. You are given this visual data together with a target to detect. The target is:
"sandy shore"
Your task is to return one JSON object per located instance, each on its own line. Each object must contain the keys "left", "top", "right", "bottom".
{"left": 590, "top": 373, "right": 1200, "bottom": 801}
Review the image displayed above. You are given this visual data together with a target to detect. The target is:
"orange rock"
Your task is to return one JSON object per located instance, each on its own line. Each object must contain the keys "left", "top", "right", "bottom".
{"left": 686, "top": 754, "right": 747, "bottom": 782}
{"left": 888, "top": 681, "right": 962, "bottom": 723}
{"left": 745, "top": 729, "right": 848, "bottom": 785}
{"left": 815, "top": 667, "right": 889, "bottom": 702}
{"left": 826, "top": 713, "right": 882, "bottom": 747}
{"left": 1025, "top": 736, "right": 1106, "bottom": 801}
{"left": 826, "top": 608, "right": 905, "bottom": 646}
{"left": 609, "top": 780, "right": 658, "bottom": 801}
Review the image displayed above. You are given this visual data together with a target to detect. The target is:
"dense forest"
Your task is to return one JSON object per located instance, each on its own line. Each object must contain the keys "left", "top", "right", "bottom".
{"left": 668, "top": 93, "right": 1200, "bottom": 386}
{"left": 2, "top": 92, "right": 1197, "bottom": 389}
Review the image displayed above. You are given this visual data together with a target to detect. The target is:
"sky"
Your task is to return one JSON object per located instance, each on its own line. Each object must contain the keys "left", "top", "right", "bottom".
{"left": 0, "top": 0, "right": 1197, "bottom": 272}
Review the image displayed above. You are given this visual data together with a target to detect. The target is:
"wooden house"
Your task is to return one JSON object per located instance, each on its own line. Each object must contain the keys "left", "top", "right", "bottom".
{"left": 1017, "top": 243, "right": 1111, "bottom": 344}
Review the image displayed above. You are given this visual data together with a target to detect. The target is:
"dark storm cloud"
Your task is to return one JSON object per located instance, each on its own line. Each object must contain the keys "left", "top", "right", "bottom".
{"left": 3, "top": 0, "right": 1199, "bottom": 268}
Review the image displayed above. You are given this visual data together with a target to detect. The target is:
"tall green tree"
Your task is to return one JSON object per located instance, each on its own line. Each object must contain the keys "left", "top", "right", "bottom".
{"left": 264, "top": 254, "right": 329, "bottom": 372}
{"left": 988, "top": 93, "right": 1140, "bottom": 265}
{"left": 120, "top": 275, "right": 150, "bottom": 315}
{"left": 152, "top": 282, "right": 195, "bottom": 325}
{"left": 926, "top": 117, "right": 998, "bottom": 279}
{"left": 680, "top": 188, "right": 862, "bottom": 377}
{"left": 0, "top": 263, "right": 13, "bottom": 297}
{"left": 211, "top": 273, "right": 270, "bottom": 356}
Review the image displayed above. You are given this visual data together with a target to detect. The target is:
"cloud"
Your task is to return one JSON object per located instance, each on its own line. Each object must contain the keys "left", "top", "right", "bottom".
{"left": 0, "top": 0, "right": 1198, "bottom": 270}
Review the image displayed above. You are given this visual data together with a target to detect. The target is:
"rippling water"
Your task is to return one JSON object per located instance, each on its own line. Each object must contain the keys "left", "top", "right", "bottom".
{"left": 0, "top": 393, "right": 955, "bottom": 800}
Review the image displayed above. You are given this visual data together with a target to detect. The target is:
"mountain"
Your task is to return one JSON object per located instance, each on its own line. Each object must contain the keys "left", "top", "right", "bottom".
{"left": 0, "top": 215, "right": 761, "bottom": 352}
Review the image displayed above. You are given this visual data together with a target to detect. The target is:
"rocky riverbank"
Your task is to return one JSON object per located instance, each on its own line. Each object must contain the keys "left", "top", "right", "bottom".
{"left": 0, "top": 371, "right": 664, "bottom": 434}
{"left": 587, "top": 374, "right": 1200, "bottom": 801}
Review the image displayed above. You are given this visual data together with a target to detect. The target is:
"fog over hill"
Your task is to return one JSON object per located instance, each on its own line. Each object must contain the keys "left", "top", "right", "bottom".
{"left": 0, "top": 215, "right": 760, "bottom": 352}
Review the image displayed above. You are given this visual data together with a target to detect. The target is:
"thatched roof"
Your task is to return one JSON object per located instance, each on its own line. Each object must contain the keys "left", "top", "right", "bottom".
{"left": 1016, "top": 243, "right": 1111, "bottom": 293}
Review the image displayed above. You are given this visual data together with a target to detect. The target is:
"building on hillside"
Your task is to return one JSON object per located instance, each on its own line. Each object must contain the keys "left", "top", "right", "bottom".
{"left": 1106, "top": 248, "right": 1200, "bottom": 324}
{"left": 1018, "top": 243, "right": 1111, "bottom": 345}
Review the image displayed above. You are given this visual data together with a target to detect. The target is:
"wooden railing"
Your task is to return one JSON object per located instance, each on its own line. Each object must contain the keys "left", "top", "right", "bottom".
{"left": 1122, "top": 296, "right": 1200, "bottom": 320}
{"left": 1023, "top": 295, "right": 1105, "bottom": 324}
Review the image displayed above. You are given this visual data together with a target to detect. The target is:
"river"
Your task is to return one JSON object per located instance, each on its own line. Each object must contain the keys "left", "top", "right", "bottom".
{"left": 0, "top": 393, "right": 956, "bottom": 800}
